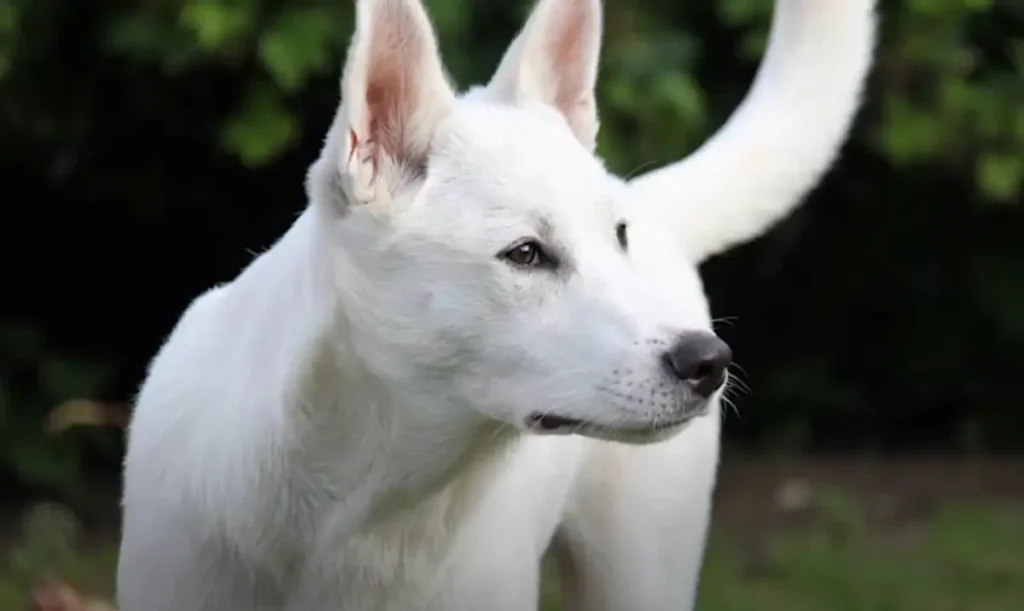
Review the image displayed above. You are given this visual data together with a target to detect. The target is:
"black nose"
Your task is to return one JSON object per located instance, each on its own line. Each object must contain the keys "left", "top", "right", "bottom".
{"left": 661, "top": 332, "right": 732, "bottom": 397}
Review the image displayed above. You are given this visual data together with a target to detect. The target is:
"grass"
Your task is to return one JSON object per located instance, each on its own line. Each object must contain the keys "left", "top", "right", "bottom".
{"left": 685, "top": 503, "right": 1022, "bottom": 611}
{"left": 2, "top": 491, "right": 1022, "bottom": 610}
{"left": 541, "top": 488, "right": 1024, "bottom": 610}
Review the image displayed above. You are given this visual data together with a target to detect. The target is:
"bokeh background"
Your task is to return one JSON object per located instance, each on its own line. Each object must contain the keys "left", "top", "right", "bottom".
{"left": 1, "top": 0, "right": 1022, "bottom": 609}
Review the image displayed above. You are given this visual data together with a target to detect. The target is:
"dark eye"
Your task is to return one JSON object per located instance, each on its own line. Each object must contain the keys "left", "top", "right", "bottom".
{"left": 616, "top": 222, "right": 628, "bottom": 251}
{"left": 500, "top": 240, "right": 556, "bottom": 269}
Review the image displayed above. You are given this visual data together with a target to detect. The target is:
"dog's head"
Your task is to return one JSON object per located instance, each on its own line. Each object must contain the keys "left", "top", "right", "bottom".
{"left": 306, "top": 0, "right": 729, "bottom": 443}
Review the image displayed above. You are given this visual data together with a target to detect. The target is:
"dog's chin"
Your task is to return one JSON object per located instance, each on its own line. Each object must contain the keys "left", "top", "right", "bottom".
{"left": 521, "top": 408, "right": 708, "bottom": 445}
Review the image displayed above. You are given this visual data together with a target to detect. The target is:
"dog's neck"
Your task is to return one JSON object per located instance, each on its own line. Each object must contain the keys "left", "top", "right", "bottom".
{"left": 222, "top": 204, "right": 519, "bottom": 554}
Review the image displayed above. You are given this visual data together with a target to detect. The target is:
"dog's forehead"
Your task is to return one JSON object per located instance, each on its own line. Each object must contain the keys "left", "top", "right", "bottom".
{"left": 434, "top": 100, "right": 624, "bottom": 228}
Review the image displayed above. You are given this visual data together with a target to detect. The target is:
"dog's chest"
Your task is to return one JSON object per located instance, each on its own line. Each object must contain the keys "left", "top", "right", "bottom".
{"left": 286, "top": 435, "right": 589, "bottom": 609}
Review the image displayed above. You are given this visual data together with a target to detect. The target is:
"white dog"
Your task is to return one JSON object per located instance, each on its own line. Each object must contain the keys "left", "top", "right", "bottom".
{"left": 117, "top": 0, "right": 876, "bottom": 609}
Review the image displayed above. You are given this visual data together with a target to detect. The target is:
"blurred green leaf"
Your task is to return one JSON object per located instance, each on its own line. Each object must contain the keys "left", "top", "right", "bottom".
{"left": 8, "top": 432, "right": 79, "bottom": 492}
{"left": 221, "top": 84, "right": 300, "bottom": 167}
{"left": 977, "top": 153, "right": 1024, "bottom": 202}
{"left": 36, "top": 357, "right": 109, "bottom": 402}
{"left": 258, "top": 8, "right": 337, "bottom": 91}
{"left": 179, "top": 1, "right": 253, "bottom": 51}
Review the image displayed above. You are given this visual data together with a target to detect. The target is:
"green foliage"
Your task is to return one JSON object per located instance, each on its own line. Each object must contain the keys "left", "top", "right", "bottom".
{"left": 875, "top": 0, "right": 1024, "bottom": 202}
{"left": 221, "top": 83, "right": 301, "bottom": 167}
{"left": 7, "top": 0, "right": 1017, "bottom": 189}
{"left": 0, "top": 504, "right": 116, "bottom": 609}
{"left": 97, "top": 1, "right": 353, "bottom": 165}
{"left": 0, "top": 325, "right": 113, "bottom": 492}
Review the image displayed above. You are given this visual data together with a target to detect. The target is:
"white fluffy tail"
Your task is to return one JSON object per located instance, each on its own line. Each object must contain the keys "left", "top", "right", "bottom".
{"left": 629, "top": 0, "right": 878, "bottom": 263}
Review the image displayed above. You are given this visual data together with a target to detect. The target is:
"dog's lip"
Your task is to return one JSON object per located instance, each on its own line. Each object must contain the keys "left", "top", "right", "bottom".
{"left": 523, "top": 411, "right": 700, "bottom": 435}
{"left": 525, "top": 413, "right": 586, "bottom": 431}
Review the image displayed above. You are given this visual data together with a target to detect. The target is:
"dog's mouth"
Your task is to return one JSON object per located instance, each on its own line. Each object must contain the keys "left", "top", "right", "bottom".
{"left": 523, "top": 409, "right": 705, "bottom": 442}
{"left": 525, "top": 413, "right": 589, "bottom": 431}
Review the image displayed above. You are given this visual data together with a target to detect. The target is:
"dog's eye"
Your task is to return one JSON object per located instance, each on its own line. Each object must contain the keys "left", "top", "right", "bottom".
{"left": 616, "top": 222, "right": 628, "bottom": 251}
{"left": 500, "top": 240, "right": 556, "bottom": 269}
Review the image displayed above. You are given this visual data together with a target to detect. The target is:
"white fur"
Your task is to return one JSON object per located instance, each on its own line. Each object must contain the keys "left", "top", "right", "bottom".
{"left": 630, "top": 0, "right": 878, "bottom": 264}
{"left": 116, "top": 0, "right": 876, "bottom": 609}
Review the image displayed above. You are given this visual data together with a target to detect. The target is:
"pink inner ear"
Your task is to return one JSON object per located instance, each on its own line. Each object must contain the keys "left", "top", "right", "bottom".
{"left": 546, "top": 0, "right": 592, "bottom": 114}
{"left": 348, "top": 128, "right": 381, "bottom": 186}
{"left": 362, "top": 3, "right": 423, "bottom": 166}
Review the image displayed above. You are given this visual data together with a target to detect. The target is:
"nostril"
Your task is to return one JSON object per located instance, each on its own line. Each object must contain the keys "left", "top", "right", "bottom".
{"left": 662, "top": 332, "right": 733, "bottom": 397}
{"left": 693, "top": 360, "right": 717, "bottom": 381}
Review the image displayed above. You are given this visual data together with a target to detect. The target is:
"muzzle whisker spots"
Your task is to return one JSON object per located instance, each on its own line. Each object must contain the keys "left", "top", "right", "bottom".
{"left": 651, "top": 410, "right": 667, "bottom": 430}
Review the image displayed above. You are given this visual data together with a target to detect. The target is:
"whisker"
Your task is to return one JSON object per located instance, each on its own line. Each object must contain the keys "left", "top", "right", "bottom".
{"left": 488, "top": 421, "right": 513, "bottom": 443}
{"left": 711, "top": 316, "right": 739, "bottom": 330}
{"left": 725, "top": 363, "right": 752, "bottom": 394}
{"left": 729, "top": 361, "right": 751, "bottom": 379}
{"left": 623, "top": 159, "right": 658, "bottom": 180}
{"left": 726, "top": 374, "right": 751, "bottom": 397}
{"left": 720, "top": 394, "right": 741, "bottom": 419}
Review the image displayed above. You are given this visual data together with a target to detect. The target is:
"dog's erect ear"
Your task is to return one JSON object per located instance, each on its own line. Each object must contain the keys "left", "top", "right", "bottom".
{"left": 313, "top": 0, "right": 456, "bottom": 210}
{"left": 485, "top": 0, "right": 603, "bottom": 151}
